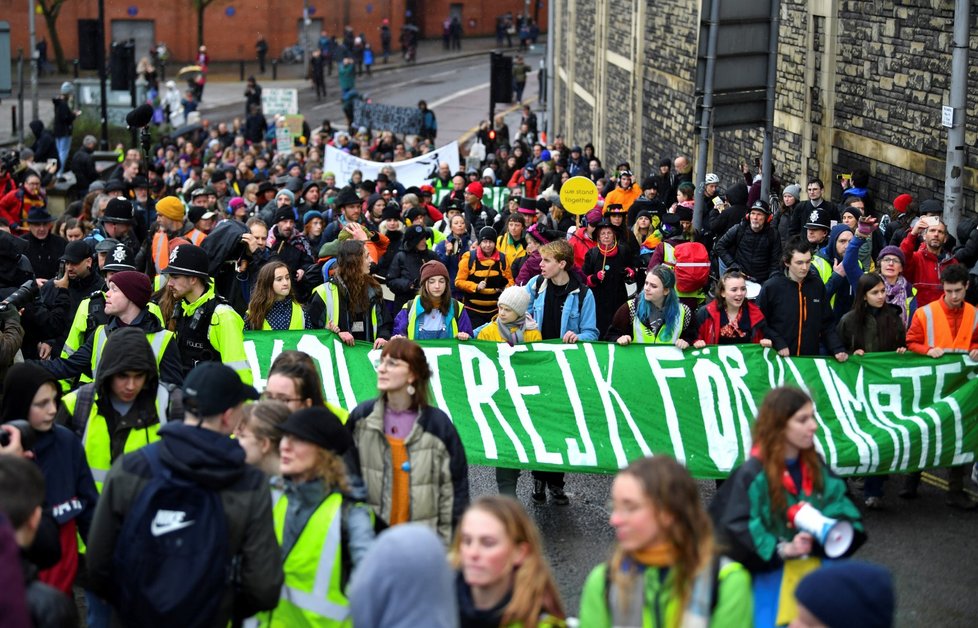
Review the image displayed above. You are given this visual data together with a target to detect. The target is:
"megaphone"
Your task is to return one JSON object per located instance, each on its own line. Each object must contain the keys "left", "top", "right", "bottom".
{"left": 789, "top": 502, "right": 854, "bottom": 558}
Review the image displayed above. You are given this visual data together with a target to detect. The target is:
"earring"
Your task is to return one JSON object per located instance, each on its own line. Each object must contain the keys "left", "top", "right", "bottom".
{"left": 407, "top": 384, "right": 416, "bottom": 396}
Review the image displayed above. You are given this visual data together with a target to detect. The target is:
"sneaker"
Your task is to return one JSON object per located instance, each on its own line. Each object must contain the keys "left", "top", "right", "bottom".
{"left": 531, "top": 480, "right": 547, "bottom": 504}
{"left": 864, "top": 496, "right": 884, "bottom": 510}
{"left": 549, "top": 486, "right": 570, "bottom": 506}
{"left": 945, "top": 491, "right": 978, "bottom": 511}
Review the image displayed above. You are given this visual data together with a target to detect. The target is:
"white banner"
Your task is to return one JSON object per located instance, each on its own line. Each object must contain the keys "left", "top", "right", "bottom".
{"left": 324, "top": 141, "right": 460, "bottom": 189}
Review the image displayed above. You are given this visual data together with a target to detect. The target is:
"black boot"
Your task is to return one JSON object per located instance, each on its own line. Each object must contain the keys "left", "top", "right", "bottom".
{"left": 531, "top": 480, "right": 546, "bottom": 504}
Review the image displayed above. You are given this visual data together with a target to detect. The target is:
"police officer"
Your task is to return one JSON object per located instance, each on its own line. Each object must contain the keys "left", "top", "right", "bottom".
{"left": 60, "top": 242, "right": 164, "bottom": 385}
{"left": 86, "top": 196, "right": 140, "bottom": 254}
{"left": 163, "top": 244, "right": 252, "bottom": 384}
{"left": 36, "top": 270, "right": 184, "bottom": 386}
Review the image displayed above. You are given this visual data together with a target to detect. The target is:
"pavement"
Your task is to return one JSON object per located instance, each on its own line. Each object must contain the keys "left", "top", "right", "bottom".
{"left": 0, "top": 35, "right": 544, "bottom": 148}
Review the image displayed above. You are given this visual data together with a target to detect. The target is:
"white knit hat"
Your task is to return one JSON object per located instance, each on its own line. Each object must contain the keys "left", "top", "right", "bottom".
{"left": 497, "top": 286, "right": 531, "bottom": 318}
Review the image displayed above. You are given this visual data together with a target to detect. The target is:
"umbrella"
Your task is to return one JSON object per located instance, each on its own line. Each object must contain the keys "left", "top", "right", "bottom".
{"left": 169, "top": 122, "right": 202, "bottom": 139}
{"left": 177, "top": 65, "right": 203, "bottom": 80}
{"left": 401, "top": 24, "right": 419, "bottom": 31}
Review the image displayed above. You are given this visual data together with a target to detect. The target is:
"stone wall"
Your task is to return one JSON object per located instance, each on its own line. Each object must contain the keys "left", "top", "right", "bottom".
{"left": 551, "top": 0, "right": 978, "bottom": 215}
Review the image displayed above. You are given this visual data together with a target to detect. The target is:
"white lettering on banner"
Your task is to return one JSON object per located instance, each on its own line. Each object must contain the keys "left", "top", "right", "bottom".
{"left": 644, "top": 347, "right": 688, "bottom": 465}
{"left": 856, "top": 376, "right": 910, "bottom": 471}
{"left": 583, "top": 344, "right": 649, "bottom": 468}
{"left": 934, "top": 362, "right": 973, "bottom": 465}
{"left": 693, "top": 358, "right": 742, "bottom": 472}
{"left": 296, "top": 335, "right": 341, "bottom": 407}
{"left": 816, "top": 362, "right": 878, "bottom": 473}
{"left": 781, "top": 358, "right": 848, "bottom": 473}
{"left": 497, "top": 344, "right": 559, "bottom": 465}
{"left": 534, "top": 344, "right": 597, "bottom": 467}
{"left": 331, "top": 337, "right": 358, "bottom": 410}
{"left": 458, "top": 345, "right": 505, "bottom": 460}
{"left": 866, "top": 384, "right": 912, "bottom": 471}
{"left": 245, "top": 337, "right": 285, "bottom": 392}
{"left": 716, "top": 347, "right": 758, "bottom": 450}
{"left": 892, "top": 366, "right": 937, "bottom": 467}
{"left": 324, "top": 142, "right": 460, "bottom": 188}
{"left": 421, "top": 347, "right": 456, "bottom": 421}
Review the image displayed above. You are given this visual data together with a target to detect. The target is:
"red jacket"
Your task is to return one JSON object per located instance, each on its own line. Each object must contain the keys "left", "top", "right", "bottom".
{"left": 569, "top": 229, "right": 595, "bottom": 270}
{"left": 696, "top": 299, "right": 767, "bottom": 345}
{"left": 900, "top": 232, "right": 955, "bottom": 306}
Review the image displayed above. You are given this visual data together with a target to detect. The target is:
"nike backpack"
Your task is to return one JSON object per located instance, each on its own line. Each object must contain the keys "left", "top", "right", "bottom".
{"left": 111, "top": 443, "right": 231, "bottom": 628}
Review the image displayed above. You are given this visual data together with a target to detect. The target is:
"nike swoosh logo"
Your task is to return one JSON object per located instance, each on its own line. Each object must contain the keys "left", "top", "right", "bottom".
{"left": 151, "top": 519, "right": 195, "bottom": 537}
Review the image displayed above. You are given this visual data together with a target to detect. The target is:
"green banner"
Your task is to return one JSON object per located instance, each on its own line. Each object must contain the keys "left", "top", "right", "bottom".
{"left": 243, "top": 331, "right": 978, "bottom": 478}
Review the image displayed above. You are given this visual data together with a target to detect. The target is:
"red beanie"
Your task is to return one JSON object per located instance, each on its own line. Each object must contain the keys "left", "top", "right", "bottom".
{"left": 109, "top": 271, "right": 152, "bottom": 310}
{"left": 892, "top": 193, "right": 913, "bottom": 214}
{"left": 465, "top": 182, "right": 484, "bottom": 199}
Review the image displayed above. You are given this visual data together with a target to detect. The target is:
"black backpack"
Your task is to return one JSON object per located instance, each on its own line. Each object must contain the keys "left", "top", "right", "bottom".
{"left": 111, "top": 444, "right": 231, "bottom": 628}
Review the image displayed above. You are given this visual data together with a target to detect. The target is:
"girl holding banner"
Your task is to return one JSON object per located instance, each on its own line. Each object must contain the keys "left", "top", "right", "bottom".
{"left": 245, "top": 262, "right": 307, "bottom": 330}
{"left": 578, "top": 456, "right": 752, "bottom": 627}
{"left": 693, "top": 271, "right": 773, "bottom": 349}
{"left": 709, "top": 387, "right": 865, "bottom": 627}
{"left": 392, "top": 261, "right": 473, "bottom": 341}
{"left": 607, "top": 266, "right": 696, "bottom": 347}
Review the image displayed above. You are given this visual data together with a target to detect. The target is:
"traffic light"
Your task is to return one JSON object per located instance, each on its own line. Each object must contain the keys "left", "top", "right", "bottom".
{"left": 488, "top": 130, "right": 496, "bottom": 141}
{"left": 110, "top": 40, "right": 135, "bottom": 91}
{"left": 490, "top": 53, "right": 513, "bottom": 104}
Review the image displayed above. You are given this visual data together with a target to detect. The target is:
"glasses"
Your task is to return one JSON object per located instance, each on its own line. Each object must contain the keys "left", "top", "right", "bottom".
{"left": 880, "top": 257, "right": 902, "bottom": 264}
{"left": 376, "top": 357, "right": 407, "bottom": 370}
{"left": 260, "top": 392, "right": 303, "bottom": 404}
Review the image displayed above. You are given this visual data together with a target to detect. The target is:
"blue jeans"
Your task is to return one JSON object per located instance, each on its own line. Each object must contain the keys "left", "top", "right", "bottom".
{"left": 55, "top": 136, "right": 71, "bottom": 174}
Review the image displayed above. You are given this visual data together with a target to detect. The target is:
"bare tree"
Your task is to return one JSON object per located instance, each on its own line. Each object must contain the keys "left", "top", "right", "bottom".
{"left": 36, "top": 0, "right": 70, "bottom": 73}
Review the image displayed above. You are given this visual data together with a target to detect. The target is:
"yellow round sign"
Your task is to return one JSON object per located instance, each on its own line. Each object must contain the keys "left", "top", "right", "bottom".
{"left": 559, "top": 176, "right": 599, "bottom": 215}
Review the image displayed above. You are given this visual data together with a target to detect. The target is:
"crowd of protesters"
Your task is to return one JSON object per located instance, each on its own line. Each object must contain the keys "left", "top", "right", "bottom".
{"left": 2, "top": 75, "right": 975, "bottom": 625}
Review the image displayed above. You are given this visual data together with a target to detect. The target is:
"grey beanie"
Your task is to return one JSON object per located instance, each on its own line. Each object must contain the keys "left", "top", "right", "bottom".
{"left": 275, "top": 188, "right": 296, "bottom": 204}
{"left": 783, "top": 184, "right": 802, "bottom": 203}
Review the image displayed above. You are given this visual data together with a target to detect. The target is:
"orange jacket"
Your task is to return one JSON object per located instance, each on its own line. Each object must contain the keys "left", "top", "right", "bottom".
{"left": 907, "top": 297, "right": 978, "bottom": 354}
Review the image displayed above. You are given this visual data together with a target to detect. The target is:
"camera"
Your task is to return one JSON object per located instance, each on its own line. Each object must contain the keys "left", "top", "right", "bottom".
{"left": 0, "top": 149, "right": 19, "bottom": 174}
{"left": 0, "top": 420, "right": 37, "bottom": 451}
{"left": 0, "top": 280, "right": 39, "bottom": 313}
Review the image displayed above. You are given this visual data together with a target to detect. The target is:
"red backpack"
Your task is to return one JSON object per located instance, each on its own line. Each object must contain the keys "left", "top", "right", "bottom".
{"left": 670, "top": 242, "right": 711, "bottom": 293}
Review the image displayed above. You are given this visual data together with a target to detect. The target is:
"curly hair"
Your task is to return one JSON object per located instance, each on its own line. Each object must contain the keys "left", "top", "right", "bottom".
{"left": 608, "top": 457, "right": 715, "bottom": 624}
{"left": 451, "top": 497, "right": 565, "bottom": 626}
{"left": 335, "top": 240, "right": 379, "bottom": 314}
{"left": 752, "top": 387, "right": 824, "bottom": 515}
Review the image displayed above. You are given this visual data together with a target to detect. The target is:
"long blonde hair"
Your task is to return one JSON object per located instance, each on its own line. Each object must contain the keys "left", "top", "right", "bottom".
{"left": 451, "top": 496, "right": 565, "bottom": 626}
{"left": 609, "top": 457, "right": 715, "bottom": 625}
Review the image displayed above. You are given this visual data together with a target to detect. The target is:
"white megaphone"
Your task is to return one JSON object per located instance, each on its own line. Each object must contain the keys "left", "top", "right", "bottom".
{"left": 790, "top": 502, "right": 854, "bottom": 558}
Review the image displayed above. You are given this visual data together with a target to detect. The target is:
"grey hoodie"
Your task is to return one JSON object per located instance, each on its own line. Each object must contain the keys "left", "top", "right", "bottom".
{"left": 349, "top": 523, "right": 459, "bottom": 628}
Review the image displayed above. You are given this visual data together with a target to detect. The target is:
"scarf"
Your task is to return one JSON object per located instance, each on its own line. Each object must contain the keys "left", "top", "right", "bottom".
{"left": 884, "top": 276, "right": 911, "bottom": 325}
{"left": 719, "top": 307, "right": 748, "bottom": 340}
{"left": 495, "top": 314, "right": 528, "bottom": 346}
{"left": 630, "top": 542, "right": 678, "bottom": 567}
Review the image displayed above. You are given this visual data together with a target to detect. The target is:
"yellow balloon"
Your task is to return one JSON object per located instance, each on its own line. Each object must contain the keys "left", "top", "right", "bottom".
{"left": 559, "top": 176, "right": 599, "bottom": 215}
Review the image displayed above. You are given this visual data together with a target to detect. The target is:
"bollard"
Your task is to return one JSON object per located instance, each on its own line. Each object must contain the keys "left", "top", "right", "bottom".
{"left": 271, "top": 59, "right": 277, "bottom": 80}
{"left": 73, "top": 59, "right": 79, "bottom": 78}
{"left": 239, "top": 60, "right": 245, "bottom": 82}
{"left": 11, "top": 106, "right": 16, "bottom": 135}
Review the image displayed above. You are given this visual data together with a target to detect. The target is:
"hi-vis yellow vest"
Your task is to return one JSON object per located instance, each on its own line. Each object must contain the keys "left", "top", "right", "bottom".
{"left": 248, "top": 301, "right": 305, "bottom": 330}
{"left": 405, "top": 296, "right": 459, "bottom": 339}
{"left": 630, "top": 299, "right": 689, "bottom": 344}
{"left": 256, "top": 492, "right": 350, "bottom": 627}
{"left": 63, "top": 383, "right": 171, "bottom": 492}
{"left": 90, "top": 326, "right": 173, "bottom": 380}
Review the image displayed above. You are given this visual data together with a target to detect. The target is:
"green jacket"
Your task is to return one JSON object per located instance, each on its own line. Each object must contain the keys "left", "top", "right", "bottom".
{"left": 709, "top": 456, "right": 865, "bottom": 573}
{"left": 579, "top": 558, "right": 752, "bottom": 628}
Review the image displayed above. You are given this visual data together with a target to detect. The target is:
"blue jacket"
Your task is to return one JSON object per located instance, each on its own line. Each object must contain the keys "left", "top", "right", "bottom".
{"left": 524, "top": 275, "right": 599, "bottom": 341}
{"left": 32, "top": 425, "right": 98, "bottom": 537}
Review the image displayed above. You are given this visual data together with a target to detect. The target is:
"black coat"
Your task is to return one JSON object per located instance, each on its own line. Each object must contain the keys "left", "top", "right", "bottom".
{"left": 70, "top": 148, "right": 98, "bottom": 191}
{"left": 29, "top": 121, "right": 58, "bottom": 165}
{"left": 386, "top": 247, "right": 438, "bottom": 312}
{"left": 22, "top": 233, "right": 67, "bottom": 280}
{"left": 757, "top": 269, "right": 845, "bottom": 356}
{"left": 714, "top": 221, "right": 782, "bottom": 282}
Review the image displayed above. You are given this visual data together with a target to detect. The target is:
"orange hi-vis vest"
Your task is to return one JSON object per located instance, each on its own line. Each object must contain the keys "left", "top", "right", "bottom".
{"left": 916, "top": 300, "right": 978, "bottom": 351}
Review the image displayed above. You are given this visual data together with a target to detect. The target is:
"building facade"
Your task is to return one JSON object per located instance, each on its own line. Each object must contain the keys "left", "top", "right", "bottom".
{"left": 551, "top": 0, "right": 978, "bottom": 212}
{"left": 3, "top": 0, "right": 548, "bottom": 65}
